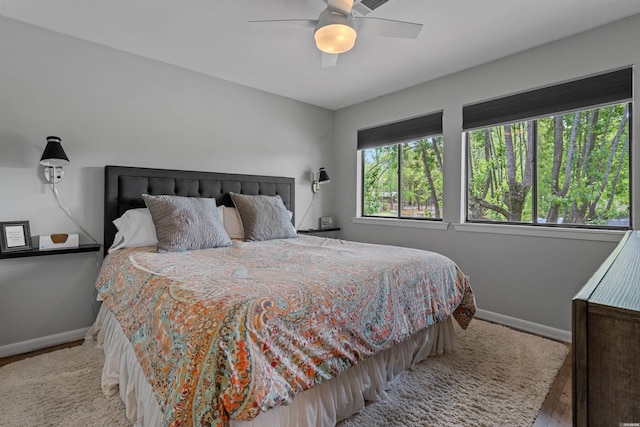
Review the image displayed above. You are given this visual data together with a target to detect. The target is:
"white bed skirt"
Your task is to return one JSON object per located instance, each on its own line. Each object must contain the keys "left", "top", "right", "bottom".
{"left": 85, "top": 305, "right": 457, "bottom": 427}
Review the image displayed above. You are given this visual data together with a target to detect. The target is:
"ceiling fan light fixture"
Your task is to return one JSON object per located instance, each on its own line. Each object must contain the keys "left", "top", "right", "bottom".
{"left": 314, "top": 9, "right": 357, "bottom": 54}
{"left": 315, "top": 24, "right": 357, "bottom": 53}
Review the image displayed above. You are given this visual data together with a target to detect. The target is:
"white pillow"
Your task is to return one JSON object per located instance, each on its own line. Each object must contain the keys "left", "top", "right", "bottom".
{"left": 108, "top": 208, "right": 158, "bottom": 253}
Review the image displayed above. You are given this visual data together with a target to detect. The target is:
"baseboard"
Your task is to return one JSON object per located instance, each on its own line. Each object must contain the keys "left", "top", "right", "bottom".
{"left": 475, "top": 309, "right": 572, "bottom": 343}
{"left": 0, "top": 327, "right": 90, "bottom": 358}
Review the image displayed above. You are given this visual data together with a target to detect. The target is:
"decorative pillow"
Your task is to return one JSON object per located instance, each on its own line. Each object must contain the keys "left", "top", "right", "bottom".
{"left": 108, "top": 208, "right": 158, "bottom": 253}
{"left": 229, "top": 193, "right": 297, "bottom": 241}
{"left": 142, "top": 194, "right": 231, "bottom": 252}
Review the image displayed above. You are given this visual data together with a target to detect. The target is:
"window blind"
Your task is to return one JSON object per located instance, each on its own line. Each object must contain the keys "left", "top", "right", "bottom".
{"left": 462, "top": 67, "right": 633, "bottom": 131}
{"left": 357, "top": 110, "right": 443, "bottom": 150}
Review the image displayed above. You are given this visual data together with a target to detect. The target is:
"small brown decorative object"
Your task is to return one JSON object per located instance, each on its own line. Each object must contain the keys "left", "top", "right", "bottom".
{"left": 50, "top": 234, "right": 69, "bottom": 244}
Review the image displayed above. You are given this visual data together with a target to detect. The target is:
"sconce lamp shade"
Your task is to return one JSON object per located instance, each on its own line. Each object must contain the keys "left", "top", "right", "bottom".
{"left": 312, "top": 167, "right": 331, "bottom": 194}
{"left": 40, "top": 136, "right": 69, "bottom": 167}
{"left": 318, "top": 167, "right": 331, "bottom": 184}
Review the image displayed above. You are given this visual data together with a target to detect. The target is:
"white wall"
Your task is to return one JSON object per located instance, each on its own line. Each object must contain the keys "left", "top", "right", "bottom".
{"left": 0, "top": 17, "right": 334, "bottom": 351}
{"left": 333, "top": 14, "right": 640, "bottom": 334}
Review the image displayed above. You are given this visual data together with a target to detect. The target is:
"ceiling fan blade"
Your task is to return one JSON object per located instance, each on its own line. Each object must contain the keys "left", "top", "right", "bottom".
{"left": 355, "top": 17, "right": 423, "bottom": 39}
{"left": 248, "top": 19, "right": 317, "bottom": 30}
{"left": 327, "top": 0, "right": 354, "bottom": 15}
{"left": 321, "top": 52, "right": 339, "bottom": 68}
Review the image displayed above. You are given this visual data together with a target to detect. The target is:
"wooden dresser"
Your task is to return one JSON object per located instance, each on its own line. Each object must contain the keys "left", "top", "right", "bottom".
{"left": 573, "top": 230, "right": 640, "bottom": 426}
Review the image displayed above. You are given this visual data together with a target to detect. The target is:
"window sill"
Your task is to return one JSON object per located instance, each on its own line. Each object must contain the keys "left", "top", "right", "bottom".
{"left": 350, "top": 217, "right": 628, "bottom": 241}
{"left": 350, "top": 217, "right": 449, "bottom": 230}
{"left": 452, "top": 223, "right": 626, "bottom": 242}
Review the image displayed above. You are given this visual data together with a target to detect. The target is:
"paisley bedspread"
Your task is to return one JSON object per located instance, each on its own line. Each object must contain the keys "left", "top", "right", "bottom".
{"left": 96, "top": 235, "right": 476, "bottom": 427}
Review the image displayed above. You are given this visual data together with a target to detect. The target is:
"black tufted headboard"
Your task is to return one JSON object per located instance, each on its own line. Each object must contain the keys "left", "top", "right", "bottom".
{"left": 104, "top": 165, "right": 295, "bottom": 255}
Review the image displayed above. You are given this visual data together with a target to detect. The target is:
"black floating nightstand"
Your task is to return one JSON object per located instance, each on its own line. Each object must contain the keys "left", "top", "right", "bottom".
{"left": 297, "top": 227, "right": 341, "bottom": 237}
{"left": 0, "top": 243, "right": 101, "bottom": 259}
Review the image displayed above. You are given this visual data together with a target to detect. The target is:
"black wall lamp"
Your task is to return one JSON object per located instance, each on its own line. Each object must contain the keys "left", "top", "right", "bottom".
{"left": 312, "top": 167, "right": 331, "bottom": 193}
{"left": 39, "top": 136, "right": 69, "bottom": 183}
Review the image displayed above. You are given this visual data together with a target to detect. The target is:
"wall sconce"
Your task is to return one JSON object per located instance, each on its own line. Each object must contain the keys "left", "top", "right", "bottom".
{"left": 38, "top": 136, "right": 99, "bottom": 244}
{"left": 39, "top": 136, "right": 69, "bottom": 183}
{"left": 312, "top": 167, "right": 331, "bottom": 193}
{"left": 298, "top": 167, "right": 332, "bottom": 229}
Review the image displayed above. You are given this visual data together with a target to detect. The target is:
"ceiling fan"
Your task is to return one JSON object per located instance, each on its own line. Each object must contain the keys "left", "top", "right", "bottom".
{"left": 249, "top": 0, "right": 423, "bottom": 68}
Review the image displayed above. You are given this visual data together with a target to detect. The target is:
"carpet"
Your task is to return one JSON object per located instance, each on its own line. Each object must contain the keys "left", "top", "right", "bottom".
{"left": 0, "top": 320, "right": 568, "bottom": 427}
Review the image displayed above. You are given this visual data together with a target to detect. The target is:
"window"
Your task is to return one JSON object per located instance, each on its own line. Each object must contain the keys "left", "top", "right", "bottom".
{"left": 359, "top": 111, "right": 444, "bottom": 220}
{"left": 464, "top": 68, "right": 632, "bottom": 229}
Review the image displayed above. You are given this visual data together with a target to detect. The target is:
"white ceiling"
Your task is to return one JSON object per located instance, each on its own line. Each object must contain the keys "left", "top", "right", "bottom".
{"left": 2, "top": 0, "right": 640, "bottom": 110}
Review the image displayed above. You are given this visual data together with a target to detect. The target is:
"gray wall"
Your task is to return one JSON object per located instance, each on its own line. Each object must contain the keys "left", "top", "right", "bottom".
{"left": 2, "top": 12, "right": 638, "bottom": 352}
{"left": 333, "top": 14, "right": 640, "bottom": 333}
{"left": 0, "top": 17, "right": 334, "bottom": 351}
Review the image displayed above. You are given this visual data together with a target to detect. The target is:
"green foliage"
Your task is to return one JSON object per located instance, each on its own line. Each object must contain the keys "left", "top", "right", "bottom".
{"left": 362, "top": 102, "right": 629, "bottom": 228}
{"left": 363, "top": 137, "right": 443, "bottom": 218}
{"left": 363, "top": 145, "right": 397, "bottom": 216}
{"left": 467, "top": 102, "right": 630, "bottom": 226}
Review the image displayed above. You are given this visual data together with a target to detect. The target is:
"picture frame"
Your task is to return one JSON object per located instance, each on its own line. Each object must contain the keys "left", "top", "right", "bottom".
{"left": 0, "top": 220, "right": 32, "bottom": 253}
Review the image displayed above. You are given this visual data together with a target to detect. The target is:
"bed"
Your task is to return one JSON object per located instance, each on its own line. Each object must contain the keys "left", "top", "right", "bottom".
{"left": 87, "top": 165, "right": 476, "bottom": 427}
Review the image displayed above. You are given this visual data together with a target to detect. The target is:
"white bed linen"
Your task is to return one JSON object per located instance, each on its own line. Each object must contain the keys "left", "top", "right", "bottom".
{"left": 86, "top": 304, "right": 457, "bottom": 427}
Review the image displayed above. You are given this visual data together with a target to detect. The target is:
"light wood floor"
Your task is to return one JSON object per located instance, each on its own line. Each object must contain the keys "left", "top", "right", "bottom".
{"left": 1, "top": 340, "right": 573, "bottom": 426}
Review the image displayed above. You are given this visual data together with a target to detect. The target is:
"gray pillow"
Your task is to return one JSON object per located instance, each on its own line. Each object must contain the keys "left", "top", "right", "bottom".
{"left": 229, "top": 193, "right": 297, "bottom": 241}
{"left": 142, "top": 194, "right": 231, "bottom": 252}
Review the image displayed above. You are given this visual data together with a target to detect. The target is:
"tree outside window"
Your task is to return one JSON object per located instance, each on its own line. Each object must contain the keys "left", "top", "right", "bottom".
{"left": 363, "top": 136, "right": 443, "bottom": 219}
{"left": 467, "top": 102, "right": 630, "bottom": 227}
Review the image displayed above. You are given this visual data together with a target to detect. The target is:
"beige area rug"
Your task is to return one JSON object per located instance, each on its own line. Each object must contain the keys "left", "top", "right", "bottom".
{"left": 0, "top": 342, "right": 129, "bottom": 427}
{"left": 0, "top": 320, "right": 568, "bottom": 427}
{"left": 339, "top": 320, "right": 569, "bottom": 427}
